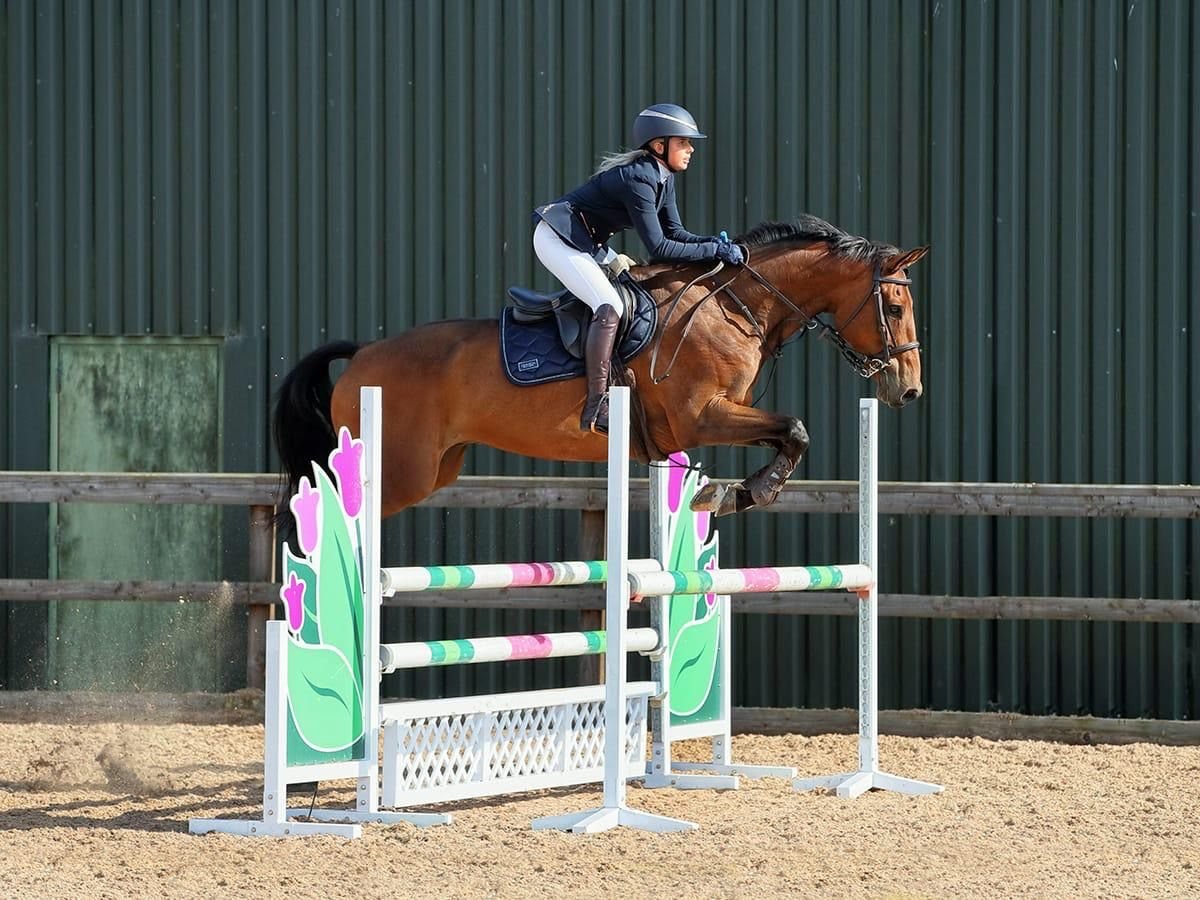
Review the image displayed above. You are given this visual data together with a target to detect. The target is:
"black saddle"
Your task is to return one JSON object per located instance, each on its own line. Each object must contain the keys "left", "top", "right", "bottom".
{"left": 499, "top": 276, "right": 658, "bottom": 386}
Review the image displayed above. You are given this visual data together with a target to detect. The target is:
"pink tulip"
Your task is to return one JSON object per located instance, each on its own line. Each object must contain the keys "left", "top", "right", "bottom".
{"left": 666, "top": 452, "right": 689, "bottom": 513}
{"left": 290, "top": 476, "right": 320, "bottom": 556}
{"left": 281, "top": 571, "right": 306, "bottom": 631}
{"left": 330, "top": 428, "right": 364, "bottom": 518}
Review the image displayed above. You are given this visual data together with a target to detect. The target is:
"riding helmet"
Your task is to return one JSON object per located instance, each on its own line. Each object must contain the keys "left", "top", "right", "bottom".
{"left": 631, "top": 103, "right": 707, "bottom": 149}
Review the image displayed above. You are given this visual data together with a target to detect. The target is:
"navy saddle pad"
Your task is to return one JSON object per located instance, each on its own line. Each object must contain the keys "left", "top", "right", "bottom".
{"left": 499, "top": 286, "right": 658, "bottom": 386}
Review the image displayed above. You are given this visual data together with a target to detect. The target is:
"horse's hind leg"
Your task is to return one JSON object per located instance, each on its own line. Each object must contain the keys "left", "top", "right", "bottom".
{"left": 374, "top": 439, "right": 469, "bottom": 519}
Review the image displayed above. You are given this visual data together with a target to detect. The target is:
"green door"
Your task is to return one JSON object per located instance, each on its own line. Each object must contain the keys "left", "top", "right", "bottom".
{"left": 49, "top": 337, "right": 238, "bottom": 691}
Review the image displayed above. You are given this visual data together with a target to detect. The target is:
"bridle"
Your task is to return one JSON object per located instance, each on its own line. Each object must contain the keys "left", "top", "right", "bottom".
{"left": 795, "top": 262, "right": 921, "bottom": 378}
{"left": 649, "top": 249, "right": 921, "bottom": 383}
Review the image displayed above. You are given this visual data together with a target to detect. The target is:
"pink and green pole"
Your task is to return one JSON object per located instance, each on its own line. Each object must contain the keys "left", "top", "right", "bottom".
{"left": 628, "top": 564, "right": 874, "bottom": 598}
{"left": 380, "top": 558, "right": 662, "bottom": 595}
{"left": 379, "top": 627, "right": 659, "bottom": 673}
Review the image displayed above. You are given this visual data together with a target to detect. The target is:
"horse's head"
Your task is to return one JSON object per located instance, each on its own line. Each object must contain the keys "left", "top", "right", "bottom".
{"left": 828, "top": 245, "right": 928, "bottom": 409}
{"left": 660, "top": 216, "right": 928, "bottom": 412}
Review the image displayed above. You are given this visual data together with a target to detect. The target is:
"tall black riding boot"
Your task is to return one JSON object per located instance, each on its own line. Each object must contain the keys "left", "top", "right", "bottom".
{"left": 580, "top": 304, "right": 621, "bottom": 434}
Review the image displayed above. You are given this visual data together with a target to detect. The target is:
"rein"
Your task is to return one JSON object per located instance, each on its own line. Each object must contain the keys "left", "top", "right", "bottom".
{"left": 649, "top": 249, "right": 921, "bottom": 383}
{"left": 648, "top": 262, "right": 751, "bottom": 384}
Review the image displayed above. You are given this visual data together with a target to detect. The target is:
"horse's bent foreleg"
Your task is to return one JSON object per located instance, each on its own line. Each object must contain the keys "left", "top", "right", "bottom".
{"left": 684, "top": 399, "right": 810, "bottom": 516}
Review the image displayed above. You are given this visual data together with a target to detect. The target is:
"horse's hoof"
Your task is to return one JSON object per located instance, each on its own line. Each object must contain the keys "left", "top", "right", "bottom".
{"left": 689, "top": 483, "right": 723, "bottom": 513}
{"left": 691, "top": 482, "right": 757, "bottom": 517}
{"left": 717, "top": 487, "right": 754, "bottom": 517}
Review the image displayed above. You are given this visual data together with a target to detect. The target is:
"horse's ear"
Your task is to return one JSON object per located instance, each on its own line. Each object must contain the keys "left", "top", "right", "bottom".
{"left": 884, "top": 245, "right": 930, "bottom": 274}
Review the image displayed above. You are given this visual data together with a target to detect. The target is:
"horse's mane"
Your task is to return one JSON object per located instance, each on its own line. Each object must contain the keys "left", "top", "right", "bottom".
{"left": 737, "top": 214, "right": 899, "bottom": 265}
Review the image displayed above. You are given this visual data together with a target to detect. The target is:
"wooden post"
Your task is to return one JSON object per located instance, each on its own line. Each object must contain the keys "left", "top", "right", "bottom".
{"left": 577, "top": 508, "right": 605, "bottom": 685}
{"left": 246, "top": 504, "right": 275, "bottom": 690}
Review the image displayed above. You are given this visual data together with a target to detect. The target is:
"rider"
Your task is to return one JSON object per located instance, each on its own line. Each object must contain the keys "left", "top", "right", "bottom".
{"left": 532, "top": 103, "right": 744, "bottom": 434}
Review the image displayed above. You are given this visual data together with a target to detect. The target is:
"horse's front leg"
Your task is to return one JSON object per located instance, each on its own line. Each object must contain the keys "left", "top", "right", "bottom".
{"left": 685, "top": 399, "right": 810, "bottom": 516}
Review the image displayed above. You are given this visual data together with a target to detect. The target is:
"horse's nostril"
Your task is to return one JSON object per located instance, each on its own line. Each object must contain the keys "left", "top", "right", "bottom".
{"left": 901, "top": 388, "right": 921, "bottom": 404}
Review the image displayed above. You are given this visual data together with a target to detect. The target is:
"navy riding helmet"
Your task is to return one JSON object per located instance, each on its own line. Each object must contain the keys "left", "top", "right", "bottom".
{"left": 631, "top": 103, "right": 707, "bottom": 150}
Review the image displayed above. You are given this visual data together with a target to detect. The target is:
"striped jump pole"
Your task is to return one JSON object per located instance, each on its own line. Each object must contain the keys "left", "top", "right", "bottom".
{"left": 792, "top": 398, "right": 943, "bottom": 799}
{"left": 380, "top": 558, "right": 661, "bottom": 595}
{"left": 380, "top": 627, "right": 658, "bottom": 672}
{"left": 629, "top": 564, "right": 874, "bottom": 599}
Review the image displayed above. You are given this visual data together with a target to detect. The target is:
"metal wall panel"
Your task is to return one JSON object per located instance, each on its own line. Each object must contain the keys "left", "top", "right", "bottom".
{"left": 2, "top": 1, "right": 1197, "bottom": 715}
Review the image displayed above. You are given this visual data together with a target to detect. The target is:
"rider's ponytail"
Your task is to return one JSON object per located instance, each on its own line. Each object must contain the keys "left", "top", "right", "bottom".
{"left": 593, "top": 148, "right": 650, "bottom": 176}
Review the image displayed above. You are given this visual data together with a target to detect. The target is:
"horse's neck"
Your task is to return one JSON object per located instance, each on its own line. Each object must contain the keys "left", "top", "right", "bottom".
{"left": 746, "top": 249, "right": 831, "bottom": 335}
{"left": 753, "top": 249, "right": 870, "bottom": 329}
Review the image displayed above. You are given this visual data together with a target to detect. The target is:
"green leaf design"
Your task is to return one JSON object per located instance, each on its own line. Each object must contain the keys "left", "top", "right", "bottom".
{"left": 312, "top": 467, "right": 364, "bottom": 685}
{"left": 668, "top": 610, "right": 721, "bottom": 716}
{"left": 663, "top": 457, "right": 724, "bottom": 721}
{"left": 283, "top": 550, "right": 320, "bottom": 645}
{"left": 286, "top": 637, "right": 364, "bottom": 752}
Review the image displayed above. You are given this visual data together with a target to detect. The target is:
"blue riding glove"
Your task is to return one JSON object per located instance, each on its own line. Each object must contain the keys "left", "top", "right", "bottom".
{"left": 714, "top": 240, "right": 744, "bottom": 266}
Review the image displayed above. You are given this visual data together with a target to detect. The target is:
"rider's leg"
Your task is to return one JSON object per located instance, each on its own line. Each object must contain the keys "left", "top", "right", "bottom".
{"left": 532, "top": 222, "right": 625, "bottom": 316}
{"left": 578, "top": 304, "right": 620, "bottom": 433}
{"left": 533, "top": 222, "right": 624, "bottom": 433}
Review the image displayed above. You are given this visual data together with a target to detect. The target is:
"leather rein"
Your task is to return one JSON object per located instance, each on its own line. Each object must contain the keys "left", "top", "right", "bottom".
{"left": 649, "top": 249, "right": 920, "bottom": 383}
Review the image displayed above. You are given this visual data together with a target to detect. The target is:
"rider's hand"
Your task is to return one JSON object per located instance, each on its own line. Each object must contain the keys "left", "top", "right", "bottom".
{"left": 605, "top": 253, "right": 637, "bottom": 278}
{"left": 714, "top": 241, "right": 744, "bottom": 266}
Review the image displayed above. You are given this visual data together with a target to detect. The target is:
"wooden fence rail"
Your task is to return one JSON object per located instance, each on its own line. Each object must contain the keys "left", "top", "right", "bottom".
{"left": 3, "top": 472, "right": 1199, "bottom": 687}
{"left": 4, "top": 472, "right": 1200, "bottom": 516}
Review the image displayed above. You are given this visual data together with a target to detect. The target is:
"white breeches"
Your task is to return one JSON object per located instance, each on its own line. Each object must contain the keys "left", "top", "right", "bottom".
{"left": 533, "top": 221, "right": 624, "bottom": 317}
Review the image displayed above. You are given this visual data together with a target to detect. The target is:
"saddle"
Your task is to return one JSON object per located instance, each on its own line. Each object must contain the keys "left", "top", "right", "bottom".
{"left": 499, "top": 275, "right": 657, "bottom": 386}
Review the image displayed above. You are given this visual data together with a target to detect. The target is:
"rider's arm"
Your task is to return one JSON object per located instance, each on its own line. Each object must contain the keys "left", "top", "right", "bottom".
{"left": 658, "top": 179, "right": 713, "bottom": 244}
{"left": 621, "top": 174, "right": 717, "bottom": 262}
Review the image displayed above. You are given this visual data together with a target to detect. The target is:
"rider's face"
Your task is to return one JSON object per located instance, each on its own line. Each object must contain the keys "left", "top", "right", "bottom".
{"left": 655, "top": 137, "right": 694, "bottom": 171}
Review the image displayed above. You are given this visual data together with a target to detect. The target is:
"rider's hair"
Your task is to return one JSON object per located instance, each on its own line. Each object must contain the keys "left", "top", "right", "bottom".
{"left": 594, "top": 148, "right": 650, "bottom": 176}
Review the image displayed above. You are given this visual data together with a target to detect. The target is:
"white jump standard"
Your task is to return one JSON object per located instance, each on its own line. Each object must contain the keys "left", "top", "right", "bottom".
{"left": 792, "top": 399, "right": 942, "bottom": 798}
{"left": 531, "top": 388, "right": 697, "bottom": 834}
{"left": 189, "top": 386, "right": 450, "bottom": 837}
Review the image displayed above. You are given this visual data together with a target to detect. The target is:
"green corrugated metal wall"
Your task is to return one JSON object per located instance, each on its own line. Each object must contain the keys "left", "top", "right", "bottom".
{"left": 2, "top": 0, "right": 1197, "bottom": 716}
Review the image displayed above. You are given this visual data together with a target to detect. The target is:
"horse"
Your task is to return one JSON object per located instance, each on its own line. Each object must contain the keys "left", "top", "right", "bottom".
{"left": 272, "top": 214, "right": 927, "bottom": 519}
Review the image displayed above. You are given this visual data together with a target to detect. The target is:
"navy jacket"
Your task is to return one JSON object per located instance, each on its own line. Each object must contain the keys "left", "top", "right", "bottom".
{"left": 534, "top": 155, "right": 718, "bottom": 263}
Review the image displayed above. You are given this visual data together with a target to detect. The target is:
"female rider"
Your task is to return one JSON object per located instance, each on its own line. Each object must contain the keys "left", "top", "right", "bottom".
{"left": 532, "top": 103, "right": 743, "bottom": 434}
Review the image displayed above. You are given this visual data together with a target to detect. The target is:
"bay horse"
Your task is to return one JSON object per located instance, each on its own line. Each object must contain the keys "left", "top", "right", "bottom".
{"left": 273, "top": 214, "right": 927, "bottom": 519}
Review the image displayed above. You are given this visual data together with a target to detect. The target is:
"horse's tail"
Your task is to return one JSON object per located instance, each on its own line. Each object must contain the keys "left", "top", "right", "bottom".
{"left": 272, "top": 340, "right": 361, "bottom": 501}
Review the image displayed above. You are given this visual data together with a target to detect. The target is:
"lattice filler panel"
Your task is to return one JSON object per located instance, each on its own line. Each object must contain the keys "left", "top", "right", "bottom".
{"left": 380, "top": 682, "right": 655, "bottom": 807}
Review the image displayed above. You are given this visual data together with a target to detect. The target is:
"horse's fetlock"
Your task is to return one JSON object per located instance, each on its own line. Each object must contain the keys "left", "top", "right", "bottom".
{"left": 790, "top": 420, "right": 810, "bottom": 455}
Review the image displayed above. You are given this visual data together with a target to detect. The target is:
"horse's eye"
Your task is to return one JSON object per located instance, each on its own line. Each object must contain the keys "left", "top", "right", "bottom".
{"left": 887, "top": 304, "right": 904, "bottom": 317}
